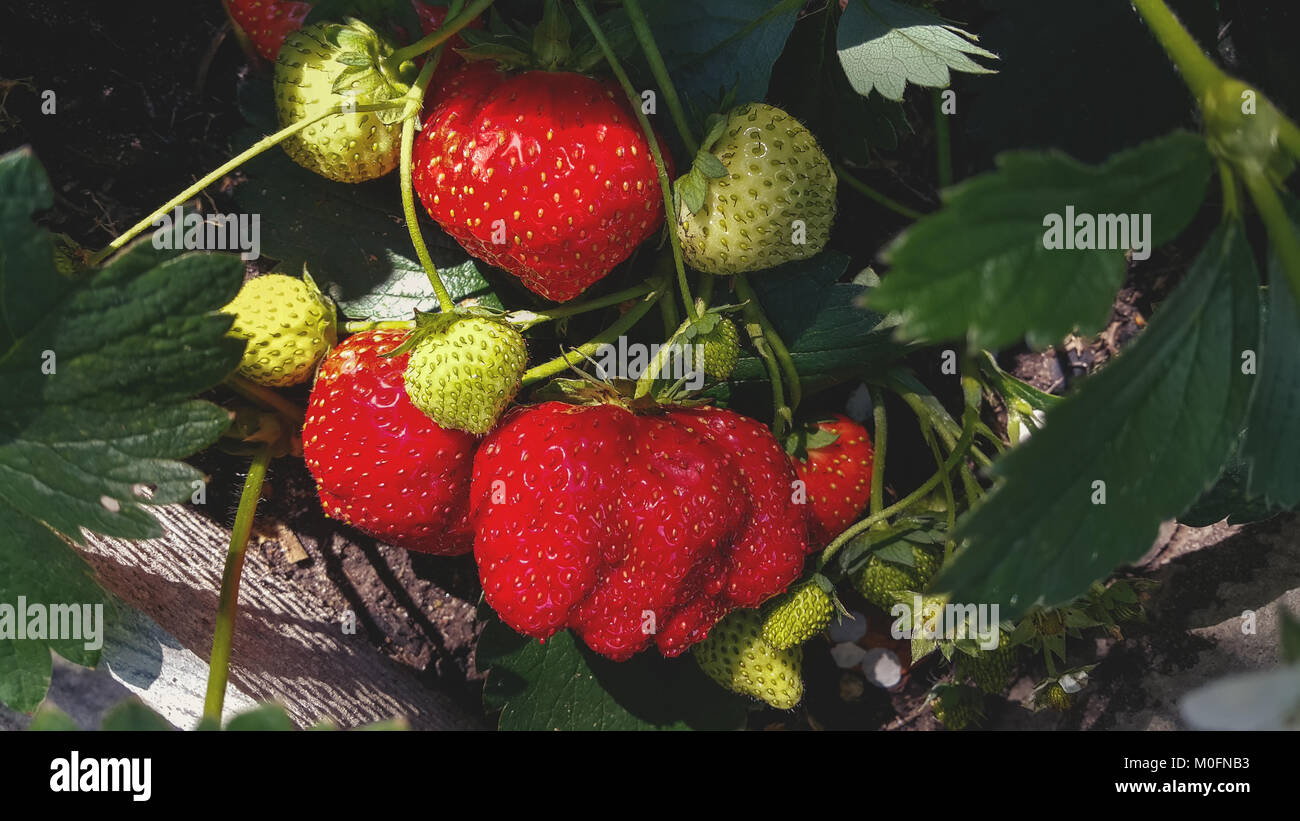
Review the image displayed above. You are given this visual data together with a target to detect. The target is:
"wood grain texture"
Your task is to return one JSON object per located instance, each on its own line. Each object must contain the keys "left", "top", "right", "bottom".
{"left": 78, "top": 504, "right": 482, "bottom": 730}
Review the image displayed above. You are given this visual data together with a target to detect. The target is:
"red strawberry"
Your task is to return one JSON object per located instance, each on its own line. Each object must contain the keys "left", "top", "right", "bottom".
{"left": 303, "top": 330, "right": 477, "bottom": 555}
{"left": 225, "top": 0, "right": 310, "bottom": 61}
{"left": 413, "top": 63, "right": 670, "bottom": 302}
{"left": 470, "top": 402, "right": 807, "bottom": 660}
{"left": 224, "top": 1, "right": 478, "bottom": 64}
{"left": 790, "top": 415, "right": 874, "bottom": 548}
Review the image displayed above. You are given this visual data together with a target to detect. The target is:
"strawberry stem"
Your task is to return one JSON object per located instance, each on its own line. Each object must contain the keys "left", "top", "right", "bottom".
{"left": 739, "top": 310, "right": 790, "bottom": 437}
{"left": 224, "top": 374, "right": 305, "bottom": 429}
{"left": 388, "top": 0, "right": 498, "bottom": 66}
{"left": 869, "top": 386, "right": 886, "bottom": 516}
{"left": 622, "top": 0, "right": 698, "bottom": 156}
{"left": 203, "top": 445, "right": 271, "bottom": 725}
{"left": 88, "top": 101, "right": 403, "bottom": 266}
{"left": 572, "top": 0, "right": 699, "bottom": 321}
{"left": 736, "top": 275, "right": 801, "bottom": 413}
{"left": 833, "top": 164, "right": 926, "bottom": 222}
{"left": 399, "top": 54, "right": 457, "bottom": 314}
{"left": 504, "top": 279, "right": 659, "bottom": 330}
{"left": 1130, "top": 0, "right": 1225, "bottom": 102}
{"left": 1243, "top": 170, "right": 1300, "bottom": 304}
{"left": 521, "top": 273, "right": 670, "bottom": 385}
{"left": 660, "top": 289, "right": 680, "bottom": 338}
{"left": 342, "top": 319, "right": 418, "bottom": 334}
{"left": 633, "top": 320, "right": 692, "bottom": 399}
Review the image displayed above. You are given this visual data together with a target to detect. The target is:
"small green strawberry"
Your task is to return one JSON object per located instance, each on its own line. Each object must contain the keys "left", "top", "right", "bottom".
{"left": 683, "top": 310, "right": 741, "bottom": 380}
{"left": 694, "top": 609, "right": 803, "bottom": 710}
{"left": 853, "top": 544, "right": 942, "bottom": 610}
{"left": 956, "top": 635, "right": 1018, "bottom": 694}
{"left": 222, "top": 273, "right": 337, "bottom": 387}
{"left": 676, "top": 103, "right": 836, "bottom": 275}
{"left": 401, "top": 313, "right": 527, "bottom": 435}
{"left": 1041, "top": 682, "right": 1075, "bottom": 711}
{"left": 274, "top": 19, "right": 411, "bottom": 183}
{"left": 760, "top": 576, "right": 835, "bottom": 650}
{"left": 930, "top": 684, "right": 985, "bottom": 730}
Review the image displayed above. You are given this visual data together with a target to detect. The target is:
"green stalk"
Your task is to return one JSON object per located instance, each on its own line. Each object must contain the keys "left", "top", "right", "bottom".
{"left": 521, "top": 276, "right": 669, "bottom": 385}
{"left": 633, "top": 321, "right": 690, "bottom": 398}
{"left": 389, "top": 0, "right": 499, "bottom": 65}
{"left": 224, "top": 374, "right": 305, "bottom": 428}
{"left": 1218, "top": 160, "right": 1240, "bottom": 219}
{"left": 203, "top": 446, "right": 272, "bottom": 725}
{"left": 572, "top": 0, "right": 698, "bottom": 321}
{"left": 741, "top": 312, "right": 790, "bottom": 437}
{"left": 869, "top": 386, "right": 887, "bottom": 516}
{"left": 660, "top": 289, "right": 680, "bottom": 338}
{"left": 400, "top": 55, "right": 456, "bottom": 313}
{"left": 833, "top": 164, "right": 926, "bottom": 221}
{"left": 1243, "top": 170, "right": 1300, "bottom": 302}
{"left": 933, "top": 89, "right": 953, "bottom": 188}
{"left": 622, "top": 0, "right": 698, "bottom": 156}
{"left": 89, "top": 101, "right": 401, "bottom": 266}
{"left": 697, "top": 272, "right": 717, "bottom": 306}
{"left": 819, "top": 402, "right": 977, "bottom": 567}
{"left": 343, "top": 319, "right": 417, "bottom": 334}
{"left": 1130, "top": 0, "right": 1225, "bottom": 100}
{"left": 920, "top": 419, "right": 957, "bottom": 547}
{"left": 505, "top": 279, "right": 659, "bottom": 330}
{"left": 736, "top": 275, "right": 801, "bottom": 413}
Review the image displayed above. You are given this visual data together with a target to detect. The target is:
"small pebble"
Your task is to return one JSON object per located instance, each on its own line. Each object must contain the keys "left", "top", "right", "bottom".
{"left": 831, "top": 641, "right": 867, "bottom": 669}
{"left": 860, "top": 647, "right": 903, "bottom": 689}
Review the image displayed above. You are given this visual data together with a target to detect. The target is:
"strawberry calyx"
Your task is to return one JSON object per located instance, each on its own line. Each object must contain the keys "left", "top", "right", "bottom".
{"left": 319, "top": 18, "right": 414, "bottom": 125}
{"left": 783, "top": 420, "right": 843, "bottom": 461}
{"left": 453, "top": 0, "right": 630, "bottom": 74}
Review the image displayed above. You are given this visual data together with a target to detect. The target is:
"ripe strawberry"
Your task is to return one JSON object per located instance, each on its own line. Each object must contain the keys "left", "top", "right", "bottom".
{"left": 401, "top": 313, "right": 527, "bottom": 434}
{"left": 677, "top": 103, "right": 836, "bottom": 275}
{"left": 790, "top": 415, "right": 873, "bottom": 547}
{"left": 760, "top": 577, "right": 834, "bottom": 650}
{"left": 303, "top": 330, "right": 477, "bottom": 554}
{"left": 413, "top": 63, "right": 670, "bottom": 302}
{"left": 221, "top": 273, "right": 337, "bottom": 387}
{"left": 470, "top": 401, "right": 808, "bottom": 660}
{"left": 274, "top": 20, "right": 409, "bottom": 183}
{"left": 853, "top": 545, "right": 941, "bottom": 610}
{"left": 694, "top": 609, "right": 803, "bottom": 710}
{"left": 225, "top": 0, "right": 311, "bottom": 62}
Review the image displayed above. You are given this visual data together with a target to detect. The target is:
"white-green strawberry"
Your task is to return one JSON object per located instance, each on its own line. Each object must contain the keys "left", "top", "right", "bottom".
{"left": 274, "top": 19, "right": 410, "bottom": 183}
{"left": 676, "top": 103, "right": 836, "bottom": 275}
{"left": 402, "top": 313, "right": 527, "bottom": 435}
{"left": 222, "top": 273, "right": 337, "bottom": 387}
{"left": 760, "top": 577, "right": 835, "bottom": 650}
{"left": 694, "top": 609, "right": 803, "bottom": 710}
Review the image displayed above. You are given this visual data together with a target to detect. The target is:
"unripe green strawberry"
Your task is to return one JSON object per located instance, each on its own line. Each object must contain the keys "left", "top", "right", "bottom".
{"left": 700, "top": 317, "right": 740, "bottom": 380}
{"left": 402, "top": 313, "right": 527, "bottom": 435}
{"left": 853, "top": 545, "right": 941, "bottom": 610}
{"left": 222, "top": 273, "right": 337, "bottom": 387}
{"left": 1042, "top": 682, "right": 1075, "bottom": 711}
{"left": 931, "top": 684, "right": 985, "bottom": 730}
{"left": 274, "top": 20, "right": 409, "bottom": 183}
{"left": 694, "top": 609, "right": 803, "bottom": 710}
{"left": 760, "top": 578, "right": 834, "bottom": 650}
{"left": 957, "top": 636, "right": 1018, "bottom": 694}
{"left": 677, "top": 103, "right": 836, "bottom": 275}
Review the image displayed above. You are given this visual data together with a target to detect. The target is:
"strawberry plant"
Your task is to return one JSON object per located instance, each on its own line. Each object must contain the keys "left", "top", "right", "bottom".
{"left": 2, "top": 0, "right": 1299, "bottom": 735}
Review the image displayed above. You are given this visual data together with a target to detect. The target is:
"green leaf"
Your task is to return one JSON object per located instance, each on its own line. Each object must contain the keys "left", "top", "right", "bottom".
{"left": 836, "top": 0, "right": 997, "bottom": 102}
{"left": 644, "top": 0, "right": 803, "bottom": 112}
{"left": 478, "top": 618, "right": 747, "bottom": 731}
{"left": 1242, "top": 196, "right": 1300, "bottom": 506}
{"left": 1179, "top": 437, "right": 1288, "bottom": 527}
{"left": 100, "top": 700, "right": 175, "bottom": 731}
{"left": 869, "top": 131, "right": 1214, "bottom": 350}
{"left": 27, "top": 705, "right": 81, "bottom": 731}
{"left": 0, "top": 146, "right": 241, "bottom": 710}
{"left": 731, "top": 251, "right": 913, "bottom": 383}
{"left": 226, "top": 704, "right": 298, "bottom": 731}
{"left": 936, "top": 221, "right": 1260, "bottom": 618}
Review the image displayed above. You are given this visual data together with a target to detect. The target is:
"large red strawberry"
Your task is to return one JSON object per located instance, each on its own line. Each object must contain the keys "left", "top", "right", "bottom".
{"left": 470, "top": 402, "right": 808, "bottom": 661}
{"left": 303, "top": 330, "right": 477, "bottom": 555}
{"left": 790, "top": 415, "right": 874, "bottom": 547}
{"left": 224, "top": 0, "right": 478, "bottom": 64}
{"left": 413, "top": 63, "right": 670, "bottom": 302}
{"left": 225, "top": 0, "right": 310, "bottom": 61}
